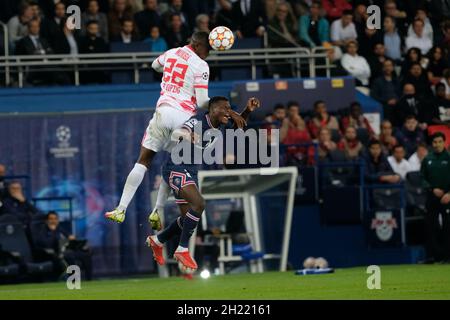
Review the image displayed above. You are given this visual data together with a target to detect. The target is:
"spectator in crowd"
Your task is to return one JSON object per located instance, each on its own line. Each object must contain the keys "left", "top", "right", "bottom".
{"left": 430, "top": 82, "right": 450, "bottom": 124}
{"left": 387, "top": 144, "right": 413, "bottom": 180}
{"left": 426, "top": 46, "right": 448, "bottom": 85}
{"left": 280, "top": 102, "right": 313, "bottom": 165}
{"left": 364, "top": 139, "right": 401, "bottom": 184}
{"left": 353, "top": 3, "right": 368, "bottom": 40}
{"left": 134, "top": 0, "right": 161, "bottom": 39}
{"left": 0, "top": 164, "right": 6, "bottom": 198}
{"left": 395, "top": 115, "right": 426, "bottom": 157}
{"left": 382, "top": 16, "right": 402, "bottom": 62}
{"left": 330, "top": 10, "right": 357, "bottom": 48}
{"left": 407, "top": 8, "right": 433, "bottom": 44}
{"left": 82, "top": 0, "right": 109, "bottom": 41}
{"left": 108, "top": 0, "right": 134, "bottom": 40}
{"left": 308, "top": 100, "right": 340, "bottom": 139}
{"left": 194, "top": 14, "right": 210, "bottom": 33}
{"left": 405, "top": 18, "right": 433, "bottom": 55}
{"left": 401, "top": 47, "right": 424, "bottom": 77}
{"left": 408, "top": 142, "right": 429, "bottom": 172}
{"left": 340, "top": 101, "right": 375, "bottom": 137}
{"left": 367, "top": 42, "right": 388, "bottom": 83}
{"left": 79, "top": 20, "right": 109, "bottom": 84}
{"left": 321, "top": 0, "right": 352, "bottom": 21}
{"left": 163, "top": 0, "right": 189, "bottom": 33}
{"left": 1, "top": 181, "right": 39, "bottom": 232}
{"left": 317, "top": 127, "right": 343, "bottom": 162}
{"left": 440, "top": 69, "right": 450, "bottom": 99}
{"left": 357, "top": 26, "right": 382, "bottom": 59}
{"left": 110, "top": 18, "right": 138, "bottom": 43}
{"left": 439, "top": 19, "right": 450, "bottom": 56}
{"left": 40, "top": 1, "right": 66, "bottom": 49}
{"left": 34, "top": 211, "right": 93, "bottom": 280}
{"left": 371, "top": 58, "right": 400, "bottom": 122}
{"left": 342, "top": 126, "right": 364, "bottom": 161}
{"left": 268, "top": 2, "right": 298, "bottom": 48}
{"left": 15, "top": 18, "right": 53, "bottom": 55}
{"left": 394, "top": 83, "right": 427, "bottom": 128}
{"left": 7, "top": 2, "right": 35, "bottom": 46}
{"left": 165, "top": 13, "right": 189, "bottom": 49}
{"left": 143, "top": 26, "right": 168, "bottom": 52}
{"left": 231, "top": 0, "right": 267, "bottom": 38}
{"left": 340, "top": 40, "right": 371, "bottom": 86}
{"left": 420, "top": 132, "right": 450, "bottom": 263}
{"left": 298, "top": 1, "right": 330, "bottom": 48}
{"left": 53, "top": 17, "right": 79, "bottom": 55}
{"left": 402, "top": 62, "right": 434, "bottom": 101}
{"left": 383, "top": 0, "right": 408, "bottom": 37}
{"left": 379, "top": 120, "right": 398, "bottom": 155}
{"left": 214, "top": 0, "right": 234, "bottom": 29}
{"left": 270, "top": 103, "right": 287, "bottom": 125}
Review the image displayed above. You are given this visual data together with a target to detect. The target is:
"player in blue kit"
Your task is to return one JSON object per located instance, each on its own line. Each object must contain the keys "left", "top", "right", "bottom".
{"left": 146, "top": 96, "right": 260, "bottom": 271}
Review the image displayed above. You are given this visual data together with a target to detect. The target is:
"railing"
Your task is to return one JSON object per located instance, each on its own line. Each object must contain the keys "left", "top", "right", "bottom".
{"left": 0, "top": 47, "right": 335, "bottom": 87}
{"left": 0, "top": 22, "right": 10, "bottom": 86}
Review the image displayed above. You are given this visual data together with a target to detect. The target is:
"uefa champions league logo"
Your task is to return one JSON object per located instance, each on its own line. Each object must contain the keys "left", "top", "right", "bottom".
{"left": 56, "top": 126, "right": 71, "bottom": 144}
{"left": 50, "top": 125, "right": 79, "bottom": 158}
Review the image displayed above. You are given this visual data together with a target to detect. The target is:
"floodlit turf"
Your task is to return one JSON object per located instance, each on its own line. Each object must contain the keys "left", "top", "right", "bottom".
{"left": 0, "top": 264, "right": 450, "bottom": 300}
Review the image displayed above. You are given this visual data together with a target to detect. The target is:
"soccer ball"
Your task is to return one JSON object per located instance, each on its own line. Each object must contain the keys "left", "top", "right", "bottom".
{"left": 303, "top": 257, "right": 316, "bottom": 269}
{"left": 178, "top": 261, "right": 195, "bottom": 275}
{"left": 314, "top": 257, "right": 329, "bottom": 269}
{"left": 209, "top": 26, "right": 235, "bottom": 51}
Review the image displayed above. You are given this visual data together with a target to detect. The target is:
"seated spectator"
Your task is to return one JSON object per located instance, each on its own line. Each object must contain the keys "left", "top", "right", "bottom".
{"left": 401, "top": 47, "right": 425, "bottom": 77}
{"left": 134, "top": 0, "right": 161, "bottom": 39}
{"left": 426, "top": 46, "right": 448, "bottom": 85}
{"left": 357, "top": 26, "right": 382, "bottom": 59}
{"left": 280, "top": 102, "right": 313, "bottom": 165}
{"left": 1, "top": 181, "right": 39, "bottom": 233}
{"left": 406, "top": 8, "right": 433, "bottom": 45}
{"left": 330, "top": 10, "right": 357, "bottom": 48}
{"left": 379, "top": 120, "right": 398, "bottom": 155}
{"left": 143, "top": 26, "right": 168, "bottom": 52}
{"left": 382, "top": 16, "right": 402, "bottom": 62}
{"left": 194, "top": 14, "right": 210, "bottom": 33}
{"left": 53, "top": 17, "right": 80, "bottom": 55}
{"left": 7, "top": 1, "right": 34, "bottom": 47}
{"left": 108, "top": 0, "right": 134, "bottom": 40}
{"left": 268, "top": 103, "right": 287, "bottom": 126}
{"left": 402, "top": 62, "right": 433, "bottom": 100}
{"left": 79, "top": 20, "right": 109, "bottom": 84}
{"left": 353, "top": 3, "right": 368, "bottom": 40}
{"left": 15, "top": 18, "right": 52, "bottom": 56}
{"left": 405, "top": 18, "right": 433, "bottom": 55}
{"left": 395, "top": 115, "right": 426, "bottom": 157}
{"left": 364, "top": 140, "right": 401, "bottom": 184}
{"left": 268, "top": 2, "right": 298, "bottom": 48}
{"left": 298, "top": 1, "right": 330, "bottom": 48}
{"left": 40, "top": 1, "right": 66, "bottom": 50}
{"left": 387, "top": 144, "right": 413, "bottom": 180}
{"left": 231, "top": 0, "right": 267, "bottom": 38}
{"left": 82, "top": 0, "right": 109, "bottom": 41}
{"left": 321, "top": 0, "right": 352, "bottom": 21}
{"left": 383, "top": 0, "right": 408, "bottom": 37}
{"left": 440, "top": 69, "right": 450, "bottom": 99}
{"left": 110, "top": 18, "right": 139, "bottom": 43}
{"left": 394, "top": 83, "right": 427, "bottom": 128}
{"left": 163, "top": 0, "right": 190, "bottom": 33}
{"left": 308, "top": 100, "right": 340, "bottom": 139}
{"left": 408, "top": 142, "right": 429, "bottom": 171}
{"left": 340, "top": 40, "right": 371, "bottom": 86}
{"left": 371, "top": 59, "right": 400, "bottom": 122}
{"left": 33, "top": 211, "right": 92, "bottom": 280}
{"left": 367, "top": 42, "right": 388, "bottom": 83}
{"left": 341, "top": 101, "right": 375, "bottom": 137}
{"left": 317, "top": 127, "right": 343, "bottom": 162}
{"left": 342, "top": 126, "right": 364, "bottom": 160}
{"left": 430, "top": 82, "right": 450, "bottom": 124}
{"left": 165, "top": 13, "right": 190, "bottom": 49}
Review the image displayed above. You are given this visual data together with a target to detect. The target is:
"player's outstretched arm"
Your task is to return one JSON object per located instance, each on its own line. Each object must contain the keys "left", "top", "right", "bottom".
{"left": 231, "top": 97, "right": 260, "bottom": 129}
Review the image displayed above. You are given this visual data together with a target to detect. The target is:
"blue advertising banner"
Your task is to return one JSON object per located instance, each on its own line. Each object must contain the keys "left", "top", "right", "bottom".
{"left": 0, "top": 110, "right": 169, "bottom": 275}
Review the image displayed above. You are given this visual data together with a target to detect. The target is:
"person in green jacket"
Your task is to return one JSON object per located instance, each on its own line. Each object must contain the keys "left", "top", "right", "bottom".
{"left": 420, "top": 132, "right": 450, "bottom": 263}
{"left": 298, "top": 1, "right": 330, "bottom": 48}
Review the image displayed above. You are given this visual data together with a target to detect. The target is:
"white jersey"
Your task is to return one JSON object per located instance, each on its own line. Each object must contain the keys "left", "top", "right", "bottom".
{"left": 155, "top": 45, "right": 209, "bottom": 115}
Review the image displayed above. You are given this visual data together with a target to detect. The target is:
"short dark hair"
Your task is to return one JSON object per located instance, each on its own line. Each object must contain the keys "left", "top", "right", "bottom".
{"left": 343, "top": 9, "right": 353, "bottom": 16}
{"left": 46, "top": 211, "right": 59, "bottom": 219}
{"left": 191, "top": 31, "right": 210, "bottom": 49}
{"left": 273, "top": 103, "right": 285, "bottom": 111}
{"left": 86, "top": 20, "right": 99, "bottom": 27}
{"left": 435, "top": 82, "right": 446, "bottom": 91}
{"left": 413, "top": 18, "right": 425, "bottom": 26}
{"left": 368, "top": 139, "right": 381, "bottom": 148}
{"left": 393, "top": 144, "right": 405, "bottom": 151}
{"left": 313, "top": 100, "right": 325, "bottom": 109}
{"left": 431, "top": 131, "right": 446, "bottom": 142}
{"left": 287, "top": 101, "right": 299, "bottom": 109}
{"left": 208, "top": 96, "right": 229, "bottom": 110}
{"left": 405, "top": 115, "right": 417, "bottom": 121}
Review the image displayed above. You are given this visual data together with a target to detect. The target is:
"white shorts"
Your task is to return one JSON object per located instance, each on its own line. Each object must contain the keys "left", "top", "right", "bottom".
{"left": 141, "top": 105, "right": 193, "bottom": 152}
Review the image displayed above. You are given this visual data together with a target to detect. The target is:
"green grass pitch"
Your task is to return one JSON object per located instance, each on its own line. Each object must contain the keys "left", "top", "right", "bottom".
{"left": 1, "top": 264, "right": 450, "bottom": 300}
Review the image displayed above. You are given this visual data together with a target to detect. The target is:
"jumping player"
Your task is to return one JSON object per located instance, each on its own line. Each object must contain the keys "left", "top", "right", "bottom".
{"left": 146, "top": 96, "right": 260, "bottom": 271}
{"left": 105, "top": 32, "right": 246, "bottom": 224}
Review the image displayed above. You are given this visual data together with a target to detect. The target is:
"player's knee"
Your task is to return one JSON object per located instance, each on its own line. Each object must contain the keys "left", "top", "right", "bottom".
{"left": 191, "top": 197, "right": 205, "bottom": 214}
{"left": 137, "top": 149, "right": 154, "bottom": 168}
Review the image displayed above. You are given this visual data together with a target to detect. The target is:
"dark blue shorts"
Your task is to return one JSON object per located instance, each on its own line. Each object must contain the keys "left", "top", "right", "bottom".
{"left": 162, "top": 163, "right": 198, "bottom": 205}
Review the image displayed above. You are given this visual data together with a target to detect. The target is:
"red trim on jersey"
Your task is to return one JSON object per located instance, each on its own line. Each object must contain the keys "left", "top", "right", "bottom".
{"left": 194, "top": 85, "right": 208, "bottom": 89}
{"left": 185, "top": 45, "right": 194, "bottom": 53}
